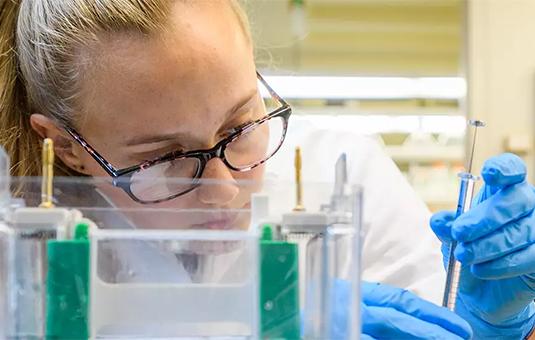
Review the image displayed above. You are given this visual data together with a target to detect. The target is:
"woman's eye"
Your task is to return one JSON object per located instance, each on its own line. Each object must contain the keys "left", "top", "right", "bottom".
{"left": 134, "top": 148, "right": 185, "bottom": 166}
{"left": 226, "top": 120, "right": 254, "bottom": 136}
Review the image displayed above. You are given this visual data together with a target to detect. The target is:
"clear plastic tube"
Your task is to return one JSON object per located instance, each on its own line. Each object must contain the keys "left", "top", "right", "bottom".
{"left": 442, "top": 172, "right": 478, "bottom": 310}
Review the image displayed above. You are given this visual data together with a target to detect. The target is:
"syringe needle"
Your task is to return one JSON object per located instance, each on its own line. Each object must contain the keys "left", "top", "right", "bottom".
{"left": 293, "top": 146, "right": 305, "bottom": 212}
{"left": 39, "top": 138, "right": 55, "bottom": 209}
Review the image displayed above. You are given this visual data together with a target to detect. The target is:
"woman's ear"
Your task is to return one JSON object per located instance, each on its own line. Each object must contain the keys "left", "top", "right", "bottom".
{"left": 29, "top": 114, "right": 89, "bottom": 174}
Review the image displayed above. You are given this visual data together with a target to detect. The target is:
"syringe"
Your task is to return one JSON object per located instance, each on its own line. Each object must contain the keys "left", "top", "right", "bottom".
{"left": 442, "top": 120, "right": 485, "bottom": 311}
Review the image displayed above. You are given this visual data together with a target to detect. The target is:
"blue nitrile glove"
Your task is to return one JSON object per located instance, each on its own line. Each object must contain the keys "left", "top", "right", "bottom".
{"left": 361, "top": 281, "right": 472, "bottom": 339}
{"left": 430, "top": 153, "right": 535, "bottom": 339}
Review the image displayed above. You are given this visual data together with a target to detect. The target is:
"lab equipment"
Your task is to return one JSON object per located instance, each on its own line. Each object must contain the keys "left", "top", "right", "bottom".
{"left": 0, "top": 174, "right": 362, "bottom": 339}
{"left": 280, "top": 151, "right": 361, "bottom": 339}
{"left": 40, "top": 138, "right": 55, "bottom": 209}
{"left": 321, "top": 153, "right": 352, "bottom": 221}
{"left": 46, "top": 222, "right": 91, "bottom": 339}
{"left": 259, "top": 225, "right": 300, "bottom": 339}
{"left": 1, "top": 139, "right": 84, "bottom": 338}
{"left": 0, "top": 147, "right": 10, "bottom": 339}
{"left": 89, "top": 216, "right": 260, "bottom": 338}
{"left": 0, "top": 146, "right": 10, "bottom": 210}
{"left": 431, "top": 153, "right": 535, "bottom": 338}
{"left": 361, "top": 281, "right": 472, "bottom": 339}
{"left": 442, "top": 120, "right": 484, "bottom": 311}
{"left": 330, "top": 153, "right": 349, "bottom": 213}
{"left": 2, "top": 178, "right": 262, "bottom": 339}
{"left": 293, "top": 146, "right": 305, "bottom": 212}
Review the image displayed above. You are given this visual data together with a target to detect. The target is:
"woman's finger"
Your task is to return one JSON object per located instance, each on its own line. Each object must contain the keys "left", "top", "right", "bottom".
{"left": 430, "top": 211, "right": 456, "bottom": 243}
{"left": 362, "top": 282, "right": 472, "bottom": 338}
{"left": 362, "top": 304, "right": 469, "bottom": 340}
{"left": 455, "top": 211, "right": 535, "bottom": 265}
{"left": 471, "top": 243, "right": 535, "bottom": 281}
{"left": 452, "top": 181, "right": 535, "bottom": 242}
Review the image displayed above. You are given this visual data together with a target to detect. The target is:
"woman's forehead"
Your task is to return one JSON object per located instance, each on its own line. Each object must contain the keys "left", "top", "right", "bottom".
{"left": 76, "top": 1, "right": 256, "bottom": 141}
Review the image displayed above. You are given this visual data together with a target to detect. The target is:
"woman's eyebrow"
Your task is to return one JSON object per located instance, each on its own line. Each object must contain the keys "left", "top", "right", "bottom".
{"left": 223, "top": 89, "right": 258, "bottom": 120}
{"left": 125, "top": 131, "right": 192, "bottom": 147}
{"left": 124, "top": 89, "right": 258, "bottom": 147}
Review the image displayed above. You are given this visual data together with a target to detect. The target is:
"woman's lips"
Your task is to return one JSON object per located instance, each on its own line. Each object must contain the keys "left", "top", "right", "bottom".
{"left": 190, "top": 211, "right": 242, "bottom": 230}
{"left": 193, "top": 218, "right": 235, "bottom": 230}
{"left": 191, "top": 202, "right": 251, "bottom": 230}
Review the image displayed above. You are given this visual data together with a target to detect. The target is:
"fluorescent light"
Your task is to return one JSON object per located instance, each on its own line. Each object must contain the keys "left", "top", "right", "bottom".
{"left": 289, "top": 115, "right": 467, "bottom": 135}
{"left": 421, "top": 116, "right": 467, "bottom": 135}
{"left": 262, "top": 75, "right": 466, "bottom": 100}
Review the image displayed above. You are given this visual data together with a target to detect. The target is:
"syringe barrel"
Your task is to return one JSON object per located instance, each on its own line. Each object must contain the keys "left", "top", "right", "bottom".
{"left": 455, "top": 173, "right": 478, "bottom": 217}
{"left": 443, "top": 172, "right": 479, "bottom": 310}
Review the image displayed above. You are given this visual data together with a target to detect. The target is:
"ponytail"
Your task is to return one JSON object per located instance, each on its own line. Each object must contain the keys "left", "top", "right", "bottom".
{"left": 0, "top": 0, "right": 42, "bottom": 177}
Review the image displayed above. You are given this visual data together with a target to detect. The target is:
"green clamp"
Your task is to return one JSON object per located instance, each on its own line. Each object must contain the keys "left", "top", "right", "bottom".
{"left": 46, "top": 223, "right": 90, "bottom": 340}
{"left": 260, "top": 225, "right": 300, "bottom": 339}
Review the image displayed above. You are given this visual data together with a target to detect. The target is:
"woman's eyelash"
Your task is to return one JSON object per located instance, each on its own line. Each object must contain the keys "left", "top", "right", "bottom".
{"left": 137, "top": 120, "right": 255, "bottom": 165}
{"left": 165, "top": 148, "right": 186, "bottom": 158}
{"left": 228, "top": 120, "right": 254, "bottom": 134}
{"left": 140, "top": 147, "right": 185, "bottom": 163}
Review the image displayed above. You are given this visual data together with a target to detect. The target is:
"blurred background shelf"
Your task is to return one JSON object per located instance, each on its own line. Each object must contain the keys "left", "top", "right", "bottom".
{"left": 247, "top": 0, "right": 462, "bottom": 76}
{"left": 246, "top": 0, "right": 466, "bottom": 211}
{"left": 386, "top": 145, "right": 463, "bottom": 163}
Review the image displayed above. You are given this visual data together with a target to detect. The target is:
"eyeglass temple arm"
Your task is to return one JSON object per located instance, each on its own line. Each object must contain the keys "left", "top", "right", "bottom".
{"left": 256, "top": 71, "right": 290, "bottom": 108}
{"left": 64, "top": 127, "right": 120, "bottom": 177}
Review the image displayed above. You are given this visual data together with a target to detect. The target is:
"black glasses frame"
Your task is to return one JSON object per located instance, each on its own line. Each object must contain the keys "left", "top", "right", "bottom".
{"left": 65, "top": 72, "right": 292, "bottom": 204}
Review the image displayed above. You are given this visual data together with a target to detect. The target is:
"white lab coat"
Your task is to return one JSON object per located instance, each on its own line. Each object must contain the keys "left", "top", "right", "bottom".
{"left": 265, "top": 116, "right": 445, "bottom": 304}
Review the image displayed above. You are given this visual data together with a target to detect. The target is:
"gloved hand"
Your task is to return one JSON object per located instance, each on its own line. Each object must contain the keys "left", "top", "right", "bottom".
{"left": 361, "top": 281, "right": 472, "bottom": 339}
{"left": 430, "top": 153, "right": 535, "bottom": 339}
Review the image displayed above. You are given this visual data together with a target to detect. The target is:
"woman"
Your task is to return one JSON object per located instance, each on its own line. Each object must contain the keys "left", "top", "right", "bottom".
{"left": 1, "top": 0, "right": 534, "bottom": 338}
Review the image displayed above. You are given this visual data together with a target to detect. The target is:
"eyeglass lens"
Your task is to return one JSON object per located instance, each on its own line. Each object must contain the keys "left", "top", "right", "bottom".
{"left": 129, "top": 81, "right": 287, "bottom": 202}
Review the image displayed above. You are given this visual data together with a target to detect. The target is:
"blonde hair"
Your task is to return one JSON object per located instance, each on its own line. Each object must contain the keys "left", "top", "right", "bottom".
{"left": 0, "top": 0, "right": 250, "bottom": 177}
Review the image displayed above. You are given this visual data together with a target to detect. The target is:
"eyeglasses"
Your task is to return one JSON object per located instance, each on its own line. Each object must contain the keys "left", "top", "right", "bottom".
{"left": 65, "top": 72, "right": 292, "bottom": 204}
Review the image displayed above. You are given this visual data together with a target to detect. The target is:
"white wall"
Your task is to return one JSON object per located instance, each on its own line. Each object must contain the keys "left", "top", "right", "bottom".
{"left": 467, "top": 0, "right": 535, "bottom": 181}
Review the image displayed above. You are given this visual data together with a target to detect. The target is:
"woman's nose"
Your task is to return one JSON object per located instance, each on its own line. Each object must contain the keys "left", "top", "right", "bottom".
{"left": 196, "top": 158, "right": 239, "bottom": 206}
